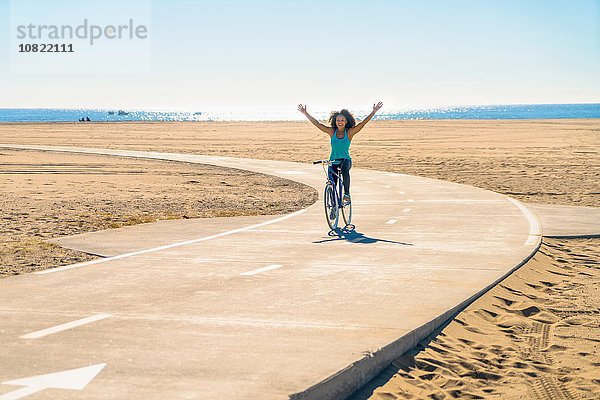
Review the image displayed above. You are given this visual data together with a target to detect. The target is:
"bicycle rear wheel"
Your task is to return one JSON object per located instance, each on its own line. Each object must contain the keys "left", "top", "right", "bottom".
{"left": 324, "top": 183, "right": 339, "bottom": 230}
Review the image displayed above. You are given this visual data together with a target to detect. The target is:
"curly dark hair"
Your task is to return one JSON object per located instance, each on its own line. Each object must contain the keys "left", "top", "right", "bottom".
{"left": 328, "top": 109, "right": 356, "bottom": 130}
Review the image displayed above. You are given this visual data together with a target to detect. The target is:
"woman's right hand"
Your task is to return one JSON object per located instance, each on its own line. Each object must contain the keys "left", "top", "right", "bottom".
{"left": 297, "top": 104, "right": 308, "bottom": 115}
{"left": 373, "top": 101, "right": 383, "bottom": 113}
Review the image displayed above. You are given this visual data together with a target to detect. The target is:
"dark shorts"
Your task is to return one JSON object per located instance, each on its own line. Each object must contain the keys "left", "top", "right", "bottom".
{"left": 328, "top": 158, "right": 352, "bottom": 195}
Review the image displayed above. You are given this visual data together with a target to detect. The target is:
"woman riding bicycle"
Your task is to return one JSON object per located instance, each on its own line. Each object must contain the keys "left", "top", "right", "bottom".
{"left": 298, "top": 102, "right": 383, "bottom": 204}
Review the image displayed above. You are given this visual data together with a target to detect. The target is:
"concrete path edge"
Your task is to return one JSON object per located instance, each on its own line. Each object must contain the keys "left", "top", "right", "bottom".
{"left": 544, "top": 234, "right": 600, "bottom": 239}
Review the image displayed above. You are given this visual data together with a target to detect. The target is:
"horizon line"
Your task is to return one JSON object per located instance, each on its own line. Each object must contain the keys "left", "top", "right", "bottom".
{"left": 1, "top": 101, "right": 600, "bottom": 112}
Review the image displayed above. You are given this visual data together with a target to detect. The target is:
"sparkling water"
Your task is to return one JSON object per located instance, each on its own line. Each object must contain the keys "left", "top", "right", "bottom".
{"left": 0, "top": 103, "right": 599, "bottom": 122}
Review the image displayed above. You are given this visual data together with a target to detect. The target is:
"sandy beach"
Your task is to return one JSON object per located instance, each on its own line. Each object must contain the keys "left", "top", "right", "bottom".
{"left": 1, "top": 120, "right": 598, "bottom": 208}
{"left": 353, "top": 237, "right": 599, "bottom": 399}
{"left": 1, "top": 119, "right": 598, "bottom": 397}
{"left": 0, "top": 148, "right": 316, "bottom": 276}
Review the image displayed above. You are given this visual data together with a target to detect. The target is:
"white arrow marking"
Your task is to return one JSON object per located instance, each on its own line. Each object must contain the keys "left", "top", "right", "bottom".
{"left": 0, "top": 364, "right": 106, "bottom": 400}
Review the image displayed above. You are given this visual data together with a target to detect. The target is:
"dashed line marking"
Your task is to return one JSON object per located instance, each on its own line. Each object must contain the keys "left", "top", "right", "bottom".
{"left": 403, "top": 208, "right": 412, "bottom": 212}
{"left": 240, "top": 264, "right": 283, "bottom": 276}
{"left": 386, "top": 219, "right": 398, "bottom": 225}
{"left": 20, "top": 313, "right": 112, "bottom": 339}
{"left": 359, "top": 200, "right": 416, "bottom": 205}
{"left": 383, "top": 185, "right": 392, "bottom": 189}
{"left": 398, "top": 191, "right": 405, "bottom": 194}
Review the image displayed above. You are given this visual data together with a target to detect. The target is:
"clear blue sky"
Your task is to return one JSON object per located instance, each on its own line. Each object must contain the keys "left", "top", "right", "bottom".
{"left": 0, "top": 0, "right": 599, "bottom": 110}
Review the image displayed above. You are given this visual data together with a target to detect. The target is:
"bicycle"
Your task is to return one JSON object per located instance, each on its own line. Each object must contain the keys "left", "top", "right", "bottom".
{"left": 313, "top": 159, "right": 355, "bottom": 232}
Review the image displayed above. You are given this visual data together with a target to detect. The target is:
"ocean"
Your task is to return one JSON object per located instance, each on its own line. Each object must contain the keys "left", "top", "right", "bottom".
{"left": 0, "top": 103, "right": 599, "bottom": 122}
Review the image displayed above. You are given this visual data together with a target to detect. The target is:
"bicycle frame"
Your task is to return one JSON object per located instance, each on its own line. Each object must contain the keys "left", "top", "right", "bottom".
{"left": 320, "top": 161, "right": 344, "bottom": 207}
{"left": 314, "top": 159, "right": 354, "bottom": 232}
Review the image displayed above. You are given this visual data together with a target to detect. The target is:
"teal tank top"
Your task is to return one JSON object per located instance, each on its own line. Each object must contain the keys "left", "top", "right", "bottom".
{"left": 330, "top": 129, "right": 351, "bottom": 160}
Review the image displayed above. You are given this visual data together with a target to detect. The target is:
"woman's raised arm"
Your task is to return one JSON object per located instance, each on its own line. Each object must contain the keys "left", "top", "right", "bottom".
{"left": 298, "top": 104, "right": 333, "bottom": 135}
{"left": 348, "top": 101, "right": 383, "bottom": 139}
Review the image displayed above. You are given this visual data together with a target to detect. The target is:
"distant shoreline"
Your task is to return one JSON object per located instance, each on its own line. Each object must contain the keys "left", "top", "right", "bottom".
{"left": 1, "top": 118, "right": 600, "bottom": 125}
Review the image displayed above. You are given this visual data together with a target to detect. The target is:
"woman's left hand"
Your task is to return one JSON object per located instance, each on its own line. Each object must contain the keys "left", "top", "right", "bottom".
{"left": 373, "top": 101, "right": 383, "bottom": 113}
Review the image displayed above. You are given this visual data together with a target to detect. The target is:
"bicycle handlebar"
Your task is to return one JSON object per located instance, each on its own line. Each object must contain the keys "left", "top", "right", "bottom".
{"left": 313, "top": 159, "right": 345, "bottom": 165}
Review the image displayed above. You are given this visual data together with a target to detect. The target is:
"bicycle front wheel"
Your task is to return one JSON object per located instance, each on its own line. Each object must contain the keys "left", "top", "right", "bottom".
{"left": 324, "top": 183, "right": 339, "bottom": 230}
{"left": 341, "top": 198, "right": 352, "bottom": 226}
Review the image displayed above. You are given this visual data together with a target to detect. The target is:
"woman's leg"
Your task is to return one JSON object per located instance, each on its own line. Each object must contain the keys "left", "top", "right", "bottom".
{"left": 328, "top": 165, "right": 338, "bottom": 187}
{"left": 341, "top": 159, "right": 352, "bottom": 195}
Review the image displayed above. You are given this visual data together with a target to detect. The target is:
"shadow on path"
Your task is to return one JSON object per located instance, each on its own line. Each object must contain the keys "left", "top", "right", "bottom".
{"left": 312, "top": 227, "right": 413, "bottom": 246}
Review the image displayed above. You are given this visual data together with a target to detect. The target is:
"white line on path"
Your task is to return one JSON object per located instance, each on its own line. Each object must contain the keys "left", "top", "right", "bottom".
{"left": 383, "top": 185, "right": 392, "bottom": 189}
{"left": 398, "top": 191, "right": 405, "bottom": 194}
{"left": 506, "top": 198, "right": 541, "bottom": 245}
{"left": 384, "top": 172, "right": 406, "bottom": 177}
{"left": 363, "top": 199, "right": 505, "bottom": 205}
{"left": 386, "top": 219, "right": 398, "bottom": 225}
{"left": 240, "top": 264, "right": 283, "bottom": 276}
{"left": 20, "top": 313, "right": 112, "bottom": 339}
{"left": 358, "top": 201, "right": 415, "bottom": 205}
{"left": 403, "top": 208, "right": 412, "bottom": 213}
{"left": 36, "top": 209, "right": 308, "bottom": 275}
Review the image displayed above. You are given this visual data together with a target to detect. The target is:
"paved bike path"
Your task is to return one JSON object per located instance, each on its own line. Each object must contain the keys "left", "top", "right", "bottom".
{"left": 525, "top": 203, "right": 600, "bottom": 238}
{"left": 0, "top": 145, "right": 540, "bottom": 400}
